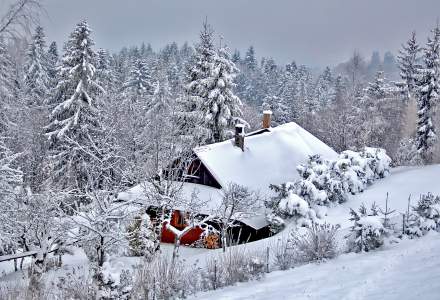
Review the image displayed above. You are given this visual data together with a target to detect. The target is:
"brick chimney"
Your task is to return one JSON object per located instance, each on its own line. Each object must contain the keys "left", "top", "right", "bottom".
{"left": 263, "top": 110, "right": 272, "bottom": 129}
{"left": 234, "top": 124, "right": 245, "bottom": 151}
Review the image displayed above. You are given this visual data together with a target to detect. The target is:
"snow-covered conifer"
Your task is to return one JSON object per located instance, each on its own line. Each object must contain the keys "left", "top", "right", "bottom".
{"left": 201, "top": 44, "right": 243, "bottom": 142}
{"left": 124, "top": 57, "right": 153, "bottom": 96}
{"left": 0, "top": 37, "right": 14, "bottom": 100}
{"left": 45, "top": 20, "right": 106, "bottom": 196}
{"left": 346, "top": 203, "right": 385, "bottom": 252}
{"left": 313, "top": 66, "right": 334, "bottom": 108}
{"left": 182, "top": 20, "right": 217, "bottom": 144}
{"left": 127, "top": 213, "right": 157, "bottom": 259}
{"left": 398, "top": 31, "right": 422, "bottom": 98}
{"left": 244, "top": 46, "right": 257, "bottom": 71}
{"left": 24, "top": 25, "right": 49, "bottom": 105}
{"left": 364, "top": 70, "right": 389, "bottom": 99}
{"left": 416, "top": 25, "right": 440, "bottom": 164}
{"left": 406, "top": 193, "right": 440, "bottom": 237}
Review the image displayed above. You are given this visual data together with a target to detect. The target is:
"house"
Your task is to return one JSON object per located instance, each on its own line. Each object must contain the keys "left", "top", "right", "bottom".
{"left": 119, "top": 111, "right": 338, "bottom": 248}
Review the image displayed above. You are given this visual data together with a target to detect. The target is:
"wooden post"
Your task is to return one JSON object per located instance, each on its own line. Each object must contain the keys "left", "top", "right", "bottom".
{"left": 213, "top": 258, "right": 217, "bottom": 290}
{"left": 402, "top": 214, "right": 406, "bottom": 235}
{"left": 266, "top": 246, "right": 270, "bottom": 273}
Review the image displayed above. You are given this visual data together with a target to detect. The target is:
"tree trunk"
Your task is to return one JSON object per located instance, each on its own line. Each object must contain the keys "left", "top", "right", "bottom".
{"left": 222, "top": 227, "right": 227, "bottom": 253}
{"left": 172, "top": 235, "right": 180, "bottom": 266}
{"left": 98, "top": 236, "right": 105, "bottom": 267}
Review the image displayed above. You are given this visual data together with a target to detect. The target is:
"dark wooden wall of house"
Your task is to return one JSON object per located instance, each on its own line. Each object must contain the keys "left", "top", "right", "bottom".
{"left": 185, "top": 158, "right": 222, "bottom": 189}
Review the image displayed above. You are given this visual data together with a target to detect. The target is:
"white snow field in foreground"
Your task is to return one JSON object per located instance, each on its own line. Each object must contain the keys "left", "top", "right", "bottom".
{"left": 189, "top": 232, "right": 440, "bottom": 300}
{"left": 187, "top": 164, "right": 440, "bottom": 300}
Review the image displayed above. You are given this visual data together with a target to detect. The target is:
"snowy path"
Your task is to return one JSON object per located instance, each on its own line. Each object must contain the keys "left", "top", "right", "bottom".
{"left": 189, "top": 233, "right": 440, "bottom": 300}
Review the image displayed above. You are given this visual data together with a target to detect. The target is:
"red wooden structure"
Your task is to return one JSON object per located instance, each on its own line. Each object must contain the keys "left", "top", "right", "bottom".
{"left": 160, "top": 210, "right": 205, "bottom": 245}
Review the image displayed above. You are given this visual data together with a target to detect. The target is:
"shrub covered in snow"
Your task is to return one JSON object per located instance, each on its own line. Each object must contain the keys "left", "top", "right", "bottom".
{"left": 131, "top": 256, "right": 190, "bottom": 299}
{"left": 272, "top": 238, "right": 296, "bottom": 270}
{"left": 272, "top": 223, "right": 339, "bottom": 270}
{"left": 288, "top": 223, "right": 339, "bottom": 263}
{"left": 298, "top": 148, "right": 391, "bottom": 205}
{"left": 203, "top": 247, "right": 266, "bottom": 290}
{"left": 126, "top": 213, "right": 157, "bottom": 259}
{"left": 266, "top": 183, "right": 320, "bottom": 232}
{"left": 346, "top": 203, "right": 385, "bottom": 252}
{"left": 395, "top": 138, "right": 419, "bottom": 166}
{"left": 266, "top": 148, "right": 391, "bottom": 231}
{"left": 406, "top": 193, "right": 440, "bottom": 237}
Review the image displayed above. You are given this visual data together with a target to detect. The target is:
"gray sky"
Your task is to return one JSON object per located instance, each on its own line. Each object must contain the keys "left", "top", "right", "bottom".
{"left": 40, "top": 0, "right": 440, "bottom": 67}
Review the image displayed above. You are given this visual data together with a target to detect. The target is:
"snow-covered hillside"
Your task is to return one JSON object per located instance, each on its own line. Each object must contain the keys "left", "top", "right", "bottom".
{"left": 1, "top": 165, "right": 439, "bottom": 299}
{"left": 189, "top": 232, "right": 440, "bottom": 300}
{"left": 325, "top": 164, "right": 440, "bottom": 228}
{"left": 187, "top": 164, "right": 440, "bottom": 299}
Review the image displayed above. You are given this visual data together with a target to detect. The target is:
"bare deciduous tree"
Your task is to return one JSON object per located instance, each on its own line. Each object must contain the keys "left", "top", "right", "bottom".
{"left": 0, "top": 0, "right": 43, "bottom": 39}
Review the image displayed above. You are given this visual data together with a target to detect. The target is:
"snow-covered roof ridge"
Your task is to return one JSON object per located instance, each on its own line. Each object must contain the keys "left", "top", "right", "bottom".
{"left": 194, "top": 122, "right": 338, "bottom": 196}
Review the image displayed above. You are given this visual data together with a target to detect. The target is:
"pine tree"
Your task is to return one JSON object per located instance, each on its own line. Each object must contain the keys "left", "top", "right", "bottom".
{"left": 46, "top": 41, "right": 59, "bottom": 88}
{"left": 0, "top": 37, "right": 13, "bottom": 100}
{"left": 182, "top": 19, "right": 217, "bottom": 144}
{"left": 313, "top": 66, "right": 334, "bottom": 108}
{"left": 201, "top": 44, "right": 243, "bottom": 142}
{"left": 365, "top": 70, "right": 388, "bottom": 99}
{"left": 0, "top": 37, "right": 14, "bottom": 134}
{"left": 124, "top": 57, "right": 153, "bottom": 97}
{"left": 45, "top": 20, "right": 106, "bottom": 196}
{"left": 299, "top": 65, "right": 317, "bottom": 113}
{"left": 416, "top": 25, "right": 440, "bottom": 164}
{"left": 149, "top": 73, "right": 172, "bottom": 117}
{"left": 96, "top": 48, "right": 115, "bottom": 92}
{"left": 279, "top": 61, "right": 302, "bottom": 121}
{"left": 398, "top": 31, "right": 422, "bottom": 98}
{"left": 232, "top": 49, "right": 241, "bottom": 63}
{"left": 24, "top": 26, "right": 49, "bottom": 105}
{"left": 244, "top": 46, "right": 257, "bottom": 71}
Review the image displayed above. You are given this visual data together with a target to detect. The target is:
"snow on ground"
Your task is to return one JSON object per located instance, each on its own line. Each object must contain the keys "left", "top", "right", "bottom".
{"left": 1, "top": 165, "right": 439, "bottom": 298}
{"left": 325, "top": 164, "right": 440, "bottom": 228}
{"left": 188, "top": 232, "right": 440, "bottom": 300}
{"left": 185, "top": 164, "right": 440, "bottom": 299}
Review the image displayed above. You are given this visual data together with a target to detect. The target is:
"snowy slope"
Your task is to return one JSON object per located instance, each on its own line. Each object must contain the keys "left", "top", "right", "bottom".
{"left": 325, "top": 164, "right": 440, "bottom": 228}
{"left": 187, "top": 164, "right": 440, "bottom": 299}
{"left": 189, "top": 232, "right": 440, "bottom": 300}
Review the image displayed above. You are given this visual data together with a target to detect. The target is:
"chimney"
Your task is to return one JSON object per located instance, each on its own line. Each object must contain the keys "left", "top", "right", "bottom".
{"left": 234, "top": 124, "right": 245, "bottom": 151}
{"left": 263, "top": 110, "right": 272, "bottom": 129}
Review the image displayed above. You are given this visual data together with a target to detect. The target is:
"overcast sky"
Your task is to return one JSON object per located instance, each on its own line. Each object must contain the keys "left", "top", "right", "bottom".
{"left": 39, "top": 0, "right": 440, "bottom": 67}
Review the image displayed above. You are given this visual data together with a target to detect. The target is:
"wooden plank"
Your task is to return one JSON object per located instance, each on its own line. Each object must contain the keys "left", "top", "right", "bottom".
{"left": 0, "top": 250, "right": 38, "bottom": 263}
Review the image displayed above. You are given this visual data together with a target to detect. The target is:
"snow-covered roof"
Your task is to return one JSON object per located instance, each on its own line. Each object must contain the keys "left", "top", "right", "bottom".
{"left": 119, "top": 182, "right": 224, "bottom": 214}
{"left": 194, "top": 122, "right": 338, "bottom": 196}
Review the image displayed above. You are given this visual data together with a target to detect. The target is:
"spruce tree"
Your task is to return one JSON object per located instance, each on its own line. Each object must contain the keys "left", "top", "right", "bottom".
{"left": 0, "top": 37, "right": 14, "bottom": 133}
{"left": 244, "top": 46, "right": 257, "bottom": 71}
{"left": 45, "top": 20, "right": 106, "bottom": 196}
{"left": 313, "top": 66, "right": 334, "bottom": 108}
{"left": 232, "top": 49, "right": 241, "bottom": 63}
{"left": 365, "top": 70, "right": 388, "bottom": 99}
{"left": 398, "top": 31, "right": 422, "bottom": 98}
{"left": 0, "top": 37, "right": 13, "bottom": 100}
{"left": 182, "top": 19, "right": 217, "bottom": 144}
{"left": 24, "top": 26, "right": 49, "bottom": 106}
{"left": 96, "top": 48, "right": 115, "bottom": 92}
{"left": 416, "top": 25, "right": 440, "bottom": 164}
{"left": 124, "top": 57, "right": 153, "bottom": 97}
{"left": 202, "top": 44, "right": 243, "bottom": 142}
{"left": 46, "top": 41, "right": 59, "bottom": 89}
